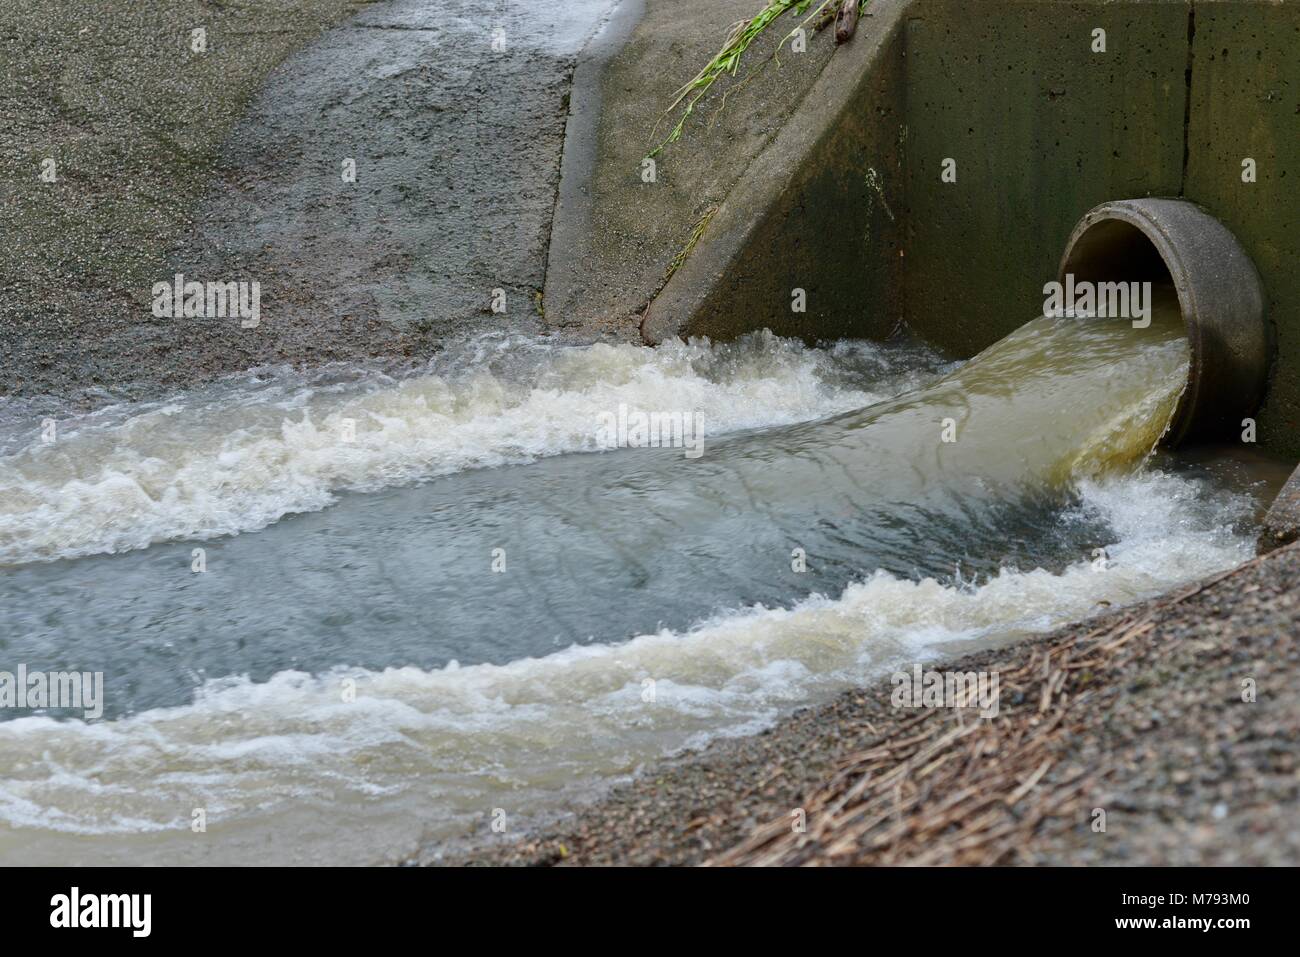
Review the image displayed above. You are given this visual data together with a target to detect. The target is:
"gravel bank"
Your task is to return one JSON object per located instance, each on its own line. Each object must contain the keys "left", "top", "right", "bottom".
{"left": 444, "top": 542, "right": 1300, "bottom": 866}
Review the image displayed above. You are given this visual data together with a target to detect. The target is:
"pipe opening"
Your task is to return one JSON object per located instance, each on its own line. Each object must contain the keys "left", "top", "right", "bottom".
{"left": 1058, "top": 198, "right": 1270, "bottom": 448}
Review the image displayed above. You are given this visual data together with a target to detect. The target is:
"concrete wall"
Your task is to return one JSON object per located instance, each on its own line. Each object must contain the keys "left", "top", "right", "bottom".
{"left": 543, "top": 0, "right": 838, "bottom": 335}
{"left": 902, "top": 0, "right": 1189, "bottom": 353}
{"left": 1184, "top": 0, "right": 1300, "bottom": 456}
{"left": 640, "top": 0, "right": 914, "bottom": 344}
{"left": 631, "top": 0, "right": 1299, "bottom": 455}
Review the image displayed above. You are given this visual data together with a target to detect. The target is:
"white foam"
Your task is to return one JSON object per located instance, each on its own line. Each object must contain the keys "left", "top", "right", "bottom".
{"left": 0, "top": 469, "right": 1254, "bottom": 862}
{"left": 0, "top": 333, "right": 946, "bottom": 565}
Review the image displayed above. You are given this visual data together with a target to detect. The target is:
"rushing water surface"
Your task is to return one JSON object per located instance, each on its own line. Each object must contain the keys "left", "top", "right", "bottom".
{"left": 0, "top": 305, "right": 1270, "bottom": 865}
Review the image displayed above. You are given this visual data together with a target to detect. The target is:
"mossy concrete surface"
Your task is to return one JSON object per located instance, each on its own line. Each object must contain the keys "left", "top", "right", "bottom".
{"left": 624, "top": 0, "right": 1299, "bottom": 456}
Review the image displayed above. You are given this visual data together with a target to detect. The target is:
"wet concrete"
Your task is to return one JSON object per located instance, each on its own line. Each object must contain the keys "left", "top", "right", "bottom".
{"left": 1, "top": 0, "right": 618, "bottom": 405}
{"left": 174, "top": 0, "right": 620, "bottom": 360}
{"left": 0, "top": 0, "right": 366, "bottom": 405}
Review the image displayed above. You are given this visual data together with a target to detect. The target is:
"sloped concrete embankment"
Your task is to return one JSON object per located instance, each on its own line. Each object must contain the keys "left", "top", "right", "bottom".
{"left": 0, "top": 0, "right": 366, "bottom": 401}
{"left": 1, "top": 0, "right": 619, "bottom": 403}
{"left": 549, "top": 0, "right": 1299, "bottom": 456}
{"left": 542, "top": 0, "right": 844, "bottom": 336}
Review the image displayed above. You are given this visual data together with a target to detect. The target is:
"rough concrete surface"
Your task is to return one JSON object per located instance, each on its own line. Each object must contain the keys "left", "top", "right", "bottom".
{"left": 1, "top": 0, "right": 617, "bottom": 406}
{"left": 171, "top": 0, "right": 619, "bottom": 369}
{"left": 0, "top": 0, "right": 368, "bottom": 404}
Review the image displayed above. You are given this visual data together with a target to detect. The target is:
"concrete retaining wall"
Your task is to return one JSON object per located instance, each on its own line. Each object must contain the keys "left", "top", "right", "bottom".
{"left": 1185, "top": 1, "right": 1300, "bottom": 455}
{"left": 563, "top": 0, "right": 1297, "bottom": 455}
{"left": 901, "top": 0, "right": 1189, "bottom": 354}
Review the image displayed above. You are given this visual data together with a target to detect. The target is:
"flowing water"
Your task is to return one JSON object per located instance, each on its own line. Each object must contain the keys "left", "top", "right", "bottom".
{"left": 0, "top": 301, "right": 1266, "bottom": 865}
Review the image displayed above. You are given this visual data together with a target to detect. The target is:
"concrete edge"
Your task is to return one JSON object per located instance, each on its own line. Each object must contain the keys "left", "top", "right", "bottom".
{"left": 541, "top": 0, "right": 647, "bottom": 323}
{"left": 1262, "top": 461, "right": 1300, "bottom": 551}
{"left": 641, "top": 0, "right": 915, "bottom": 344}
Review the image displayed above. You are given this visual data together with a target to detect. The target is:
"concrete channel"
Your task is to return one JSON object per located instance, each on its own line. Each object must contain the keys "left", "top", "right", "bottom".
{"left": 3, "top": 0, "right": 1298, "bottom": 871}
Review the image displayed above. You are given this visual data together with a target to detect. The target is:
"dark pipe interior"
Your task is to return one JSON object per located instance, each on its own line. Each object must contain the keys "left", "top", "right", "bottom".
{"left": 1060, "top": 221, "right": 1175, "bottom": 289}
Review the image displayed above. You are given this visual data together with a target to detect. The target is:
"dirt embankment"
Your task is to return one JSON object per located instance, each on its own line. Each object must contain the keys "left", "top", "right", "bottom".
{"left": 447, "top": 543, "right": 1300, "bottom": 866}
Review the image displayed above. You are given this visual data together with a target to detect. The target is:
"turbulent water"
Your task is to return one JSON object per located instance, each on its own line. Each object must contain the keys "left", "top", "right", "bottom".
{"left": 0, "top": 310, "right": 1264, "bottom": 865}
